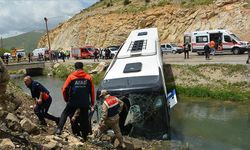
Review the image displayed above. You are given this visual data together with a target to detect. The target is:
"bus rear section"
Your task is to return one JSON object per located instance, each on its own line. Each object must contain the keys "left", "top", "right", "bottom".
{"left": 96, "top": 28, "right": 170, "bottom": 139}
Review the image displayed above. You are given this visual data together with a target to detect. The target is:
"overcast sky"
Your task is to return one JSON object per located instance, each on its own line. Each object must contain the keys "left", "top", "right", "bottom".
{"left": 0, "top": 0, "right": 98, "bottom": 38}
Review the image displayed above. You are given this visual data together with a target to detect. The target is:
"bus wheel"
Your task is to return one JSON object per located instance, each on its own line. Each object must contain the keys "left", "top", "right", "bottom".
{"left": 232, "top": 48, "right": 240, "bottom": 55}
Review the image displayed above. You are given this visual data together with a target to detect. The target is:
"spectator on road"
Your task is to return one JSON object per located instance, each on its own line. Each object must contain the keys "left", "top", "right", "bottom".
{"left": 247, "top": 49, "right": 250, "bottom": 64}
{"left": 94, "top": 49, "right": 99, "bottom": 62}
{"left": 204, "top": 43, "right": 210, "bottom": 60}
{"left": 28, "top": 53, "right": 32, "bottom": 62}
{"left": 183, "top": 42, "right": 190, "bottom": 59}
{"left": 17, "top": 53, "right": 22, "bottom": 62}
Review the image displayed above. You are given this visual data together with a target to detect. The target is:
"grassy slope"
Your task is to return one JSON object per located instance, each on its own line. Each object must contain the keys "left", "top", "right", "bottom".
{"left": 2, "top": 30, "right": 45, "bottom": 52}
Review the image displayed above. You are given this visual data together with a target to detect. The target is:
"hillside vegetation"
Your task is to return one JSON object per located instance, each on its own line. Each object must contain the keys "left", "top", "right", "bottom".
{"left": 2, "top": 30, "right": 45, "bottom": 52}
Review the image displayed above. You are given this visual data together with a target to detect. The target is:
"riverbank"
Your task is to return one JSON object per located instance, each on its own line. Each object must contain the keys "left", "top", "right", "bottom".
{"left": 50, "top": 62, "right": 250, "bottom": 101}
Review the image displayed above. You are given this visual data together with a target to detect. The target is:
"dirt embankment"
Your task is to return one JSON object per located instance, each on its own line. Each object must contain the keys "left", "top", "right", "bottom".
{"left": 38, "top": 0, "right": 250, "bottom": 50}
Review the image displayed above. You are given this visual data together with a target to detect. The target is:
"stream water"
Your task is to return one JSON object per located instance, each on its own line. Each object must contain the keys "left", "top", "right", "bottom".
{"left": 12, "top": 75, "right": 250, "bottom": 150}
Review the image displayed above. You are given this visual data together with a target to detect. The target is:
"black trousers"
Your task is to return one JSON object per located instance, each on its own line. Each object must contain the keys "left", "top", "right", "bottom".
{"left": 58, "top": 104, "right": 90, "bottom": 139}
{"left": 34, "top": 97, "right": 58, "bottom": 123}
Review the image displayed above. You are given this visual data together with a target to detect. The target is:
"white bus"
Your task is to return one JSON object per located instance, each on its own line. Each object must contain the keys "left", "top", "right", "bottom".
{"left": 184, "top": 29, "right": 250, "bottom": 55}
{"left": 96, "top": 28, "right": 170, "bottom": 139}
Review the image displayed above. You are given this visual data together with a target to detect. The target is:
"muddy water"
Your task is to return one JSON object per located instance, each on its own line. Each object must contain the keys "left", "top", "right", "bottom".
{"left": 12, "top": 76, "right": 250, "bottom": 150}
{"left": 169, "top": 97, "right": 250, "bottom": 150}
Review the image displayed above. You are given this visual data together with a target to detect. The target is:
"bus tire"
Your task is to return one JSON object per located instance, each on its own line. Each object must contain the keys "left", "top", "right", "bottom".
{"left": 232, "top": 48, "right": 240, "bottom": 55}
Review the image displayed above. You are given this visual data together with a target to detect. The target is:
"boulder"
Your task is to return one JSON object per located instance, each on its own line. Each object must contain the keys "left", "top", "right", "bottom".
{"left": 0, "top": 58, "right": 10, "bottom": 96}
{"left": 43, "top": 141, "right": 58, "bottom": 150}
{"left": 53, "top": 63, "right": 60, "bottom": 68}
{"left": 20, "top": 118, "right": 38, "bottom": 133}
{"left": 0, "top": 107, "right": 7, "bottom": 118}
{"left": 5, "top": 113, "right": 21, "bottom": 131}
{"left": 0, "top": 138, "right": 15, "bottom": 150}
{"left": 89, "top": 62, "right": 108, "bottom": 74}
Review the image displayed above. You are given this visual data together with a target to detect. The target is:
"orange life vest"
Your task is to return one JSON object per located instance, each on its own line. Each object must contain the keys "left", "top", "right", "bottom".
{"left": 104, "top": 96, "right": 120, "bottom": 117}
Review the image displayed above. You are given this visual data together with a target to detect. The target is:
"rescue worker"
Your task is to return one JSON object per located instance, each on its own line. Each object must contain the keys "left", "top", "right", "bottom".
{"left": 23, "top": 76, "right": 60, "bottom": 125}
{"left": 93, "top": 49, "right": 99, "bottom": 62}
{"left": 204, "top": 43, "right": 210, "bottom": 60}
{"left": 95, "top": 90, "right": 126, "bottom": 148}
{"left": 247, "top": 49, "right": 250, "bottom": 64}
{"left": 210, "top": 40, "right": 216, "bottom": 55}
{"left": 55, "top": 62, "right": 95, "bottom": 141}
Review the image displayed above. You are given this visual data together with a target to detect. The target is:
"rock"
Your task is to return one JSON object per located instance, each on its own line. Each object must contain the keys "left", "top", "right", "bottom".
{"left": 53, "top": 63, "right": 60, "bottom": 68}
{"left": 67, "top": 135, "right": 84, "bottom": 147}
{"left": 0, "top": 58, "right": 10, "bottom": 96}
{"left": 216, "top": 0, "right": 238, "bottom": 7}
{"left": 0, "top": 107, "right": 7, "bottom": 118}
{"left": 5, "top": 113, "right": 21, "bottom": 130}
{"left": 89, "top": 62, "right": 108, "bottom": 74}
{"left": 43, "top": 141, "right": 58, "bottom": 150}
{"left": 0, "top": 138, "right": 15, "bottom": 149}
{"left": 20, "top": 118, "right": 38, "bottom": 133}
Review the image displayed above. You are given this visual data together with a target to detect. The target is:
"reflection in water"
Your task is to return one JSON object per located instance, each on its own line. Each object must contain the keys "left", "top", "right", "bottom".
{"left": 171, "top": 100, "right": 250, "bottom": 150}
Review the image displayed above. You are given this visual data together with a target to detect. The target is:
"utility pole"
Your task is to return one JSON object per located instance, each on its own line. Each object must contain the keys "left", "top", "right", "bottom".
{"left": 44, "top": 17, "right": 51, "bottom": 61}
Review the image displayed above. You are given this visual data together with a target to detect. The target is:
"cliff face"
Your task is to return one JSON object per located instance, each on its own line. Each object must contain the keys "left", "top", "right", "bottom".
{"left": 38, "top": 0, "right": 250, "bottom": 49}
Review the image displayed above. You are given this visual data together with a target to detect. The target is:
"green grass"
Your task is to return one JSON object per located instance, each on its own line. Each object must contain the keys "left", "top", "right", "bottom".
{"left": 180, "top": 0, "right": 214, "bottom": 7}
{"left": 166, "top": 85, "right": 250, "bottom": 101}
{"left": 52, "top": 64, "right": 105, "bottom": 85}
{"left": 2, "top": 30, "right": 45, "bottom": 53}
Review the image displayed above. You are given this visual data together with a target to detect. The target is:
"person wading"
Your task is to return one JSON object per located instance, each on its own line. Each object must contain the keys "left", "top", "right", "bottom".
{"left": 55, "top": 62, "right": 95, "bottom": 141}
{"left": 24, "top": 76, "right": 60, "bottom": 125}
{"left": 95, "top": 90, "right": 126, "bottom": 148}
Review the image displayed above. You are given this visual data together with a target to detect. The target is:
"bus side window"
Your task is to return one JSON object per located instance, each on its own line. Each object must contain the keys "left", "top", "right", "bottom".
{"left": 224, "top": 35, "right": 232, "bottom": 42}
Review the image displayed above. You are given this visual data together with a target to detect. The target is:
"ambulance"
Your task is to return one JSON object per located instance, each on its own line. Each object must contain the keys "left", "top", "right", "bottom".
{"left": 184, "top": 29, "right": 250, "bottom": 55}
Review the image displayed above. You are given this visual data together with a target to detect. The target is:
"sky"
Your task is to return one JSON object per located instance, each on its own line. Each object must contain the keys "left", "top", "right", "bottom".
{"left": 0, "top": 0, "right": 99, "bottom": 38}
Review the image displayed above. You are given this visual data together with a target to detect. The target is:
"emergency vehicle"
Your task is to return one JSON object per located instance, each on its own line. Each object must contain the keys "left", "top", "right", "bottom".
{"left": 184, "top": 29, "right": 250, "bottom": 55}
{"left": 71, "top": 46, "right": 98, "bottom": 59}
{"left": 96, "top": 28, "right": 170, "bottom": 139}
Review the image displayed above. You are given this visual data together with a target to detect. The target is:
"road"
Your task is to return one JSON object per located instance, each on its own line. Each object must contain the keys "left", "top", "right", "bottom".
{"left": 163, "top": 52, "right": 249, "bottom": 65}
{"left": 45, "top": 52, "right": 250, "bottom": 68}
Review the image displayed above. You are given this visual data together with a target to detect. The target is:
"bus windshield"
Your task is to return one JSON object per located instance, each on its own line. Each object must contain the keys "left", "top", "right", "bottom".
{"left": 230, "top": 34, "right": 241, "bottom": 41}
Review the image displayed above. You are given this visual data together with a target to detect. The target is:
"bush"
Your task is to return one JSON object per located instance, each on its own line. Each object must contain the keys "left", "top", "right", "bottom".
{"left": 123, "top": 0, "right": 131, "bottom": 5}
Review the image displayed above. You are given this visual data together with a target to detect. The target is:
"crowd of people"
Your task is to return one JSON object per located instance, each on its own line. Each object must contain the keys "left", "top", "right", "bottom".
{"left": 23, "top": 62, "right": 126, "bottom": 148}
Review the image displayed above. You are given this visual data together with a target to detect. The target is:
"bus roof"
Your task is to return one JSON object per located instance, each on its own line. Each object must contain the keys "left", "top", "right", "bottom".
{"left": 117, "top": 28, "right": 159, "bottom": 58}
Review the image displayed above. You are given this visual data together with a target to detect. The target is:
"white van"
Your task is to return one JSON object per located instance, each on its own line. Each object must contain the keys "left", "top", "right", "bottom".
{"left": 184, "top": 29, "right": 250, "bottom": 55}
{"left": 32, "top": 48, "right": 48, "bottom": 57}
{"left": 96, "top": 28, "right": 170, "bottom": 139}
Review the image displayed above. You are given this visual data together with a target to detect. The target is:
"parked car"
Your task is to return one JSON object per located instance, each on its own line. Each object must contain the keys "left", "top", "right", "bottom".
{"left": 101, "top": 45, "right": 121, "bottom": 59}
{"left": 161, "top": 43, "right": 183, "bottom": 54}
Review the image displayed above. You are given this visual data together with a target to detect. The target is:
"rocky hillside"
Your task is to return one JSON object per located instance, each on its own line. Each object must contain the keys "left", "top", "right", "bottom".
{"left": 38, "top": 0, "right": 250, "bottom": 50}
